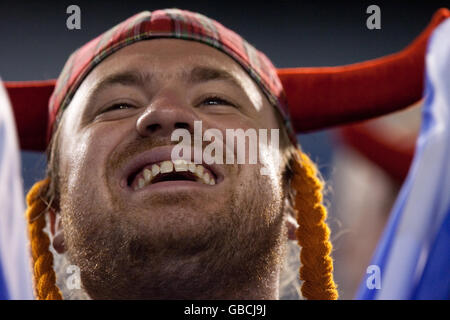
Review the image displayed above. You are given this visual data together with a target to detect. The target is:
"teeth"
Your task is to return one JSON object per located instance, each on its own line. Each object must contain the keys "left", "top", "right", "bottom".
{"left": 195, "top": 165, "right": 204, "bottom": 177}
{"left": 202, "top": 172, "right": 211, "bottom": 184}
{"left": 173, "top": 159, "right": 188, "bottom": 172}
{"left": 188, "top": 163, "right": 196, "bottom": 173}
{"left": 133, "top": 160, "right": 216, "bottom": 190}
{"left": 138, "top": 178, "right": 145, "bottom": 189}
{"left": 151, "top": 164, "right": 160, "bottom": 176}
{"left": 143, "top": 168, "right": 152, "bottom": 182}
{"left": 160, "top": 161, "right": 173, "bottom": 173}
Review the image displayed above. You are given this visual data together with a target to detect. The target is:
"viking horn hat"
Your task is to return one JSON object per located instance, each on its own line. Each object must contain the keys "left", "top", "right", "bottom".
{"left": 5, "top": 8, "right": 449, "bottom": 152}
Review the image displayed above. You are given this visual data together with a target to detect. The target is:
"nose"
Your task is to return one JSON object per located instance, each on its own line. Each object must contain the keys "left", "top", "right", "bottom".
{"left": 136, "top": 93, "right": 196, "bottom": 138}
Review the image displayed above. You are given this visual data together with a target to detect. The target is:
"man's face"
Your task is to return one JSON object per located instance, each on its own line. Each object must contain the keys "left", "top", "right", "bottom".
{"left": 56, "top": 39, "right": 288, "bottom": 299}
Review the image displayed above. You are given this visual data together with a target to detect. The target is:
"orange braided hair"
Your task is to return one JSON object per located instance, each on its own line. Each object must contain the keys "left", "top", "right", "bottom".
{"left": 26, "top": 178, "right": 62, "bottom": 300}
{"left": 292, "top": 150, "right": 339, "bottom": 300}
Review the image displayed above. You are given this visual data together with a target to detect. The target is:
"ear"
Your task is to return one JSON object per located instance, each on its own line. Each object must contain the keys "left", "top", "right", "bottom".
{"left": 48, "top": 209, "right": 66, "bottom": 254}
{"left": 285, "top": 214, "right": 298, "bottom": 241}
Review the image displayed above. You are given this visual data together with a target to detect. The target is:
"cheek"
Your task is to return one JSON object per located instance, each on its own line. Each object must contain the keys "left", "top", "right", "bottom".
{"left": 233, "top": 162, "right": 284, "bottom": 228}
{"left": 61, "top": 122, "right": 128, "bottom": 194}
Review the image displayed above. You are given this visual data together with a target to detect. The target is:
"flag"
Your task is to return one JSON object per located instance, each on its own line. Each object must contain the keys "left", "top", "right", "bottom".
{"left": 0, "top": 79, "right": 33, "bottom": 300}
{"left": 356, "top": 18, "right": 450, "bottom": 300}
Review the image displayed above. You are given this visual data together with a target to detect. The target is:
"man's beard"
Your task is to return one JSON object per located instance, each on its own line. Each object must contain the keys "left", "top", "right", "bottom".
{"left": 58, "top": 143, "right": 287, "bottom": 299}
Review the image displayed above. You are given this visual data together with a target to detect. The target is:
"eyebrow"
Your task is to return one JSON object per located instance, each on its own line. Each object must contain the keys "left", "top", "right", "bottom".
{"left": 88, "top": 66, "right": 244, "bottom": 101}
{"left": 87, "top": 71, "right": 152, "bottom": 100}
{"left": 188, "top": 66, "right": 242, "bottom": 89}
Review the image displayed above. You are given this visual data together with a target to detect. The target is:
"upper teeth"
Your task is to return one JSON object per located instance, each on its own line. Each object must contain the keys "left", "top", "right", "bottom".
{"left": 133, "top": 160, "right": 216, "bottom": 191}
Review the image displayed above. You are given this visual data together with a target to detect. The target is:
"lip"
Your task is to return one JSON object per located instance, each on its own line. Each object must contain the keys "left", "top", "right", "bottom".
{"left": 118, "top": 145, "right": 224, "bottom": 190}
{"left": 131, "top": 179, "right": 216, "bottom": 194}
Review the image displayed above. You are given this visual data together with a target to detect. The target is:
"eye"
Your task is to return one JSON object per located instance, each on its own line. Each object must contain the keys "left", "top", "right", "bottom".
{"left": 102, "top": 103, "right": 134, "bottom": 113}
{"left": 201, "top": 96, "right": 235, "bottom": 107}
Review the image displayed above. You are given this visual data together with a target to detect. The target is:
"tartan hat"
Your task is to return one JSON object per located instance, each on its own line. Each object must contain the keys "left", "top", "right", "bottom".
{"left": 5, "top": 8, "right": 450, "bottom": 152}
{"left": 48, "top": 9, "right": 291, "bottom": 142}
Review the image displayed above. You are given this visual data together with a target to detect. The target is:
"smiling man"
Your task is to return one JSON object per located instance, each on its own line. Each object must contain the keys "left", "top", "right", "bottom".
{"left": 14, "top": 7, "right": 447, "bottom": 300}
{"left": 52, "top": 38, "right": 296, "bottom": 300}
{"left": 23, "top": 9, "right": 336, "bottom": 300}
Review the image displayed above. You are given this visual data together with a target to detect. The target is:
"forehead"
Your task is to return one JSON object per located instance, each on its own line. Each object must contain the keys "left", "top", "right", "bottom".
{"left": 82, "top": 39, "right": 261, "bottom": 92}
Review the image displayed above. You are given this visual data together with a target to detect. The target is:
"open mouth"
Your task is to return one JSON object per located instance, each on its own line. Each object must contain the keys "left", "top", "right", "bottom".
{"left": 128, "top": 159, "right": 217, "bottom": 191}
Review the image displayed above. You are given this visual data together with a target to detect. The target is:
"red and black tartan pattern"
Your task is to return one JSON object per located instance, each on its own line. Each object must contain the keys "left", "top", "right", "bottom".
{"left": 48, "top": 9, "right": 292, "bottom": 139}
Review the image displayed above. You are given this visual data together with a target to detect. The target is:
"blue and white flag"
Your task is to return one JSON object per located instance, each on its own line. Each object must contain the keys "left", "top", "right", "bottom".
{"left": 0, "top": 79, "right": 33, "bottom": 300}
{"left": 356, "top": 18, "right": 450, "bottom": 300}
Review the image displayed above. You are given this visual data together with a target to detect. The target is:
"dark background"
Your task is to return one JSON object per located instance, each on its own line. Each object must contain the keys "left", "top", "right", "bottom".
{"left": 0, "top": 0, "right": 447, "bottom": 192}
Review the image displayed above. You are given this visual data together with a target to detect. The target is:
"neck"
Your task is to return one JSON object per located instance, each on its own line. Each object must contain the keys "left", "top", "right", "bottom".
{"left": 151, "top": 260, "right": 281, "bottom": 300}
{"left": 215, "top": 268, "right": 280, "bottom": 300}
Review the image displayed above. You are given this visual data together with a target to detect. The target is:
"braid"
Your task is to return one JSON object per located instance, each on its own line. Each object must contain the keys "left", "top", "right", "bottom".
{"left": 291, "top": 150, "right": 338, "bottom": 300}
{"left": 26, "top": 178, "right": 62, "bottom": 300}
